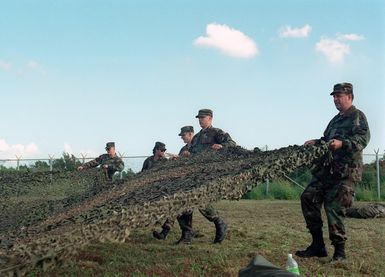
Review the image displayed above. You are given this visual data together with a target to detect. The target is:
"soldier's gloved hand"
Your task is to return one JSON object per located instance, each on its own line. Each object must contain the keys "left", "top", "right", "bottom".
{"left": 77, "top": 166, "right": 84, "bottom": 171}
{"left": 102, "top": 164, "right": 109, "bottom": 169}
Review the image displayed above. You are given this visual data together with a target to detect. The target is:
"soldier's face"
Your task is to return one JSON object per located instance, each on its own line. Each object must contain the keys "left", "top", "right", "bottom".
{"left": 198, "top": 116, "right": 212, "bottom": 129}
{"left": 333, "top": 93, "right": 352, "bottom": 113}
{"left": 181, "top": 132, "right": 194, "bottom": 144}
{"left": 106, "top": 147, "right": 116, "bottom": 156}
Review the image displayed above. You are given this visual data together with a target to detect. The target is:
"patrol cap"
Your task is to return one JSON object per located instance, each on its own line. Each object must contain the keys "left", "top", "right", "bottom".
{"left": 195, "top": 109, "right": 213, "bottom": 118}
{"left": 178, "top": 126, "right": 194, "bottom": 136}
{"left": 154, "top": 141, "right": 166, "bottom": 151}
{"left": 330, "top": 82, "right": 353, "bottom": 96}
{"left": 105, "top": 142, "right": 115, "bottom": 150}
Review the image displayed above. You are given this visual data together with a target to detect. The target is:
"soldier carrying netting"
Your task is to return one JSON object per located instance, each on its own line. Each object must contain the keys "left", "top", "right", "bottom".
{"left": 295, "top": 83, "right": 370, "bottom": 262}
{"left": 152, "top": 126, "right": 196, "bottom": 243}
{"left": 178, "top": 109, "right": 236, "bottom": 244}
{"left": 141, "top": 141, "right": 169, "bottom": 172}
{"left": 77, "top": 142, "right": 124, "bottom": 180}
{"left": 346, "top": 203, "right": 385, "bottom": 218}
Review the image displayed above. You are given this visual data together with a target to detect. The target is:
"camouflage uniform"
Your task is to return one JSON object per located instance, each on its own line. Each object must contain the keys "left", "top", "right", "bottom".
{"left": 346, "top": 203, "right": 385, "bottom": 218}
{"left": 82, "top": 154, "right": 124, "bottom": 180}
{"left": 190, "top": 125, "right": 236, "bottom": 221}
{"left": 141, "top": 156, "right": 167, "bottom": 172}
{"left": 301, "top": 105, "right": 370, "bottom": 245}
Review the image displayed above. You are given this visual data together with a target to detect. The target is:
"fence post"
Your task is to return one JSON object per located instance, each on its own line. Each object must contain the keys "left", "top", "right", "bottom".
{"left": 48, "top": 154, "right": 54, "bottom": 172}
{"left": 266, "top": 179, "right": 269, "bottom": 196}
{"left": 375, "top": 149, "right": 381, "bottom": 200}
{"left": 118, "top": 152, "right": 125, "bottom": 179}
{"left": 15, "top": 155, "right": 21, "bottom": 170}
{"left": 80, "top": 153, "right": 87, "bottom": 164}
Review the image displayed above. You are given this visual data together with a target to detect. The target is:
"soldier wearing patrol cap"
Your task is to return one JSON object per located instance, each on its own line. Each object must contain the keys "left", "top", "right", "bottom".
{"left": 141, "top": 141, "right": 168, "bottom": 171}
{"left": 152, "top": 127, "right": 196, "bottom": 242}
{"left": 296, "top": 83, "right": 370, "bottom": 262}
{"left": 176, "top": 109, "right": 236, "bottom": 244}
{"left": 77, "top": 142, "right": 125, "bottom": 180}
{"left": 178, "top": 125, "right": 194, "bottom": 157}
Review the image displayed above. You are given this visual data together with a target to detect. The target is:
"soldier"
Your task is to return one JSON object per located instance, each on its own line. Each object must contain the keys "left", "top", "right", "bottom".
{"left": 141, "top": 141, "right": 168, "bottom": 172}
{"left": 185, "top": 109, "right": 236, "bottom": 244}
{"left": 153, "top": 127, "right": 195, "bottom": 243}
{"left": 346, "top": 203, "right": 385, "bottom": 218}
{"left": 178, "top": 125, "right": 194, "bottom": 157}
{"left": 77, "top": 142, "right": 125, "bottom": 180}
{"left": 295, "top": 83, "right": 370, "bottom": 261}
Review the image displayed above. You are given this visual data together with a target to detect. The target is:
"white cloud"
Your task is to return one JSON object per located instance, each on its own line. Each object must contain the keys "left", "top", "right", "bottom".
{"left": 336, "top": 33, "right": 365, "bottom": 41}
{"left": 279, "top": 24, "right": 312, "bottom": 38}
{"left": 0, "top": 139, "right": 39, "bottom": 159}
{"left": 194, "top": 23, "right": 259, "bottom": 58}
{"left": 64, "top": 143, "right": 73, "bottom": 155}
{"left": 26, "top": 60, "right": 47, "bottom": 75}
{"left": 0, "top": 60, "right": 12, "bottom": 71}
{"left": 315, "top": 38, "right": 350, "bottom": 64}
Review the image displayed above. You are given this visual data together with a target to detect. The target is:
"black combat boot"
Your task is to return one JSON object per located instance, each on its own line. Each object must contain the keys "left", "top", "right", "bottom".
{"left": 295, "top": 229, "right": 328, "bottom": 258}
{"left": 213, "top": 217, "right": 228, "bottom": 244}
{"left": 176, "top": 229, "right": 192, "bottom": 244}
{"left": 332, "top": 242, "right": 346, "bottom": 261}
{"left": 152, "top": 226, "right": 170, "bottom": 240}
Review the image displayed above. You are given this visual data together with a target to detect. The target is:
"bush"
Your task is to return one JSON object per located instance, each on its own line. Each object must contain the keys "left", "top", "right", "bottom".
{"left": 243, "top": 180, "right": 302, "bottom": 200}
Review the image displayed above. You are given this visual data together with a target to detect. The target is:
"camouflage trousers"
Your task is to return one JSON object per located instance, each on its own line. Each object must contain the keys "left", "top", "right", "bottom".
{"left": 177, "top": 204, "right": 220, "bottom": 229}
{"left": 300, "top": 176, "right": 354, "bottom": 244}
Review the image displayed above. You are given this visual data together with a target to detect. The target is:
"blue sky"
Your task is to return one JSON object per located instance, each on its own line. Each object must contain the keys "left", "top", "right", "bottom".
{"left": 1, "top": 0, "right": 384, "bottom": 169}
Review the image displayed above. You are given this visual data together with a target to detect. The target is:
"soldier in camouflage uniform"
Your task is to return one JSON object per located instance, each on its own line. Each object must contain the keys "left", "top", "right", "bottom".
{"left": 153, "top": 127, "right": 196, "bottom": 243}
{"left": 346, "top": 203, "right": 385, "bottom": 218}
{"left": 296, "top": 83, "right": 370, "bottom": 261}
{"left": 141, "top": 141, "right": 168, "bottom": 172}
{"left": 186, "top": 109, "right": 236, "bottom": 244}
{"left": 77, "top": 142, "right": 124, "bottom": 180}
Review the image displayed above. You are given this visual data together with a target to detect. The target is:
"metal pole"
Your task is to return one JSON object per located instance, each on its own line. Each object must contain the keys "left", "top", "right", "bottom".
{"left": 375, "top": 149, "right": 381, "bottom": 200}
{"left": 266, "top": 179, "right": 269, "bottom": 196}
{"left": 48, "top": 155, "right": 54, "bottom": 172}
{"left": 15, "top": 155, "right": 21, "bottom": 170}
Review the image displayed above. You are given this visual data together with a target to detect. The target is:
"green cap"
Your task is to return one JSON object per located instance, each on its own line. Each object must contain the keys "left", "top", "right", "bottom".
{"left": 105, "top": 142, "right": 115, "bottom": 150}
{"left": 195, "top": 109, "right": 213, "bottom": 118}
{"left": 154, "top": 141, "right": 166, "bottom": 151}
{"left": 330, "top": 82, "right": 353, "bottom": 96}
{"left": 178, "top": 126, "right": 194, "bottom": 136}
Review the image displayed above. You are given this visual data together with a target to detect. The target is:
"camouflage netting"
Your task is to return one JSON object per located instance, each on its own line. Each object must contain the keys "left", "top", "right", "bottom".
{"left": 0, "top": 143, "right": 330, "bottom": 276}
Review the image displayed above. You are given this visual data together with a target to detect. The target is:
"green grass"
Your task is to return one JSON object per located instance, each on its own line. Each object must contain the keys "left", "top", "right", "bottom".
{"left": 33, "top": 200, "right": 385, "bottom": 277}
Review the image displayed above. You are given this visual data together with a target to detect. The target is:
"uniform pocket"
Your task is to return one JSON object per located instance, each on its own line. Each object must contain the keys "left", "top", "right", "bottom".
{"left": 337, "top": 184, "right": 354, "bottom": 208}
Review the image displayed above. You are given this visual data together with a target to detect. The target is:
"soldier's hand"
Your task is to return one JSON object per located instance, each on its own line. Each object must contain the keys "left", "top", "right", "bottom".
{"left": 77, "top": 166, "right": 84, "bottom": 171}
{"left": 181, "top": 151, "right": 191, "bottom": 157}
{"left": 211, "top": 144, "right": 223, "bottom": 150}
{"left": 329, "top": 139, "right": 343, "bottom": 151}
{"left": 102, "top": 164, "right": 109, "bottom": 169}
{"left": 304, "top": 140, "right": 316, "bottom": 146}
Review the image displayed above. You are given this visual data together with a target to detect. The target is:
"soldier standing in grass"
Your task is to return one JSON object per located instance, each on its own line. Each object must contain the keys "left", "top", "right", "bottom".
{"left": 77, "top": 142, "right": 125, "bottom": 180}
{"left": 141, "top": 141, "right": 168, "bottom": 172}
{"left": 153, "top": 126, "right": 196, "bottom": 243}
{"left": 184, "top": 109, "right": 236, "bottom": 244}
{"left": 296, "top": 83, "right": 370, "bottom": 261}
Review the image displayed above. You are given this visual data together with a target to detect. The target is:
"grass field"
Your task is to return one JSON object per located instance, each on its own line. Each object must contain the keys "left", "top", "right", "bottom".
{"left": 34, "top": 200, "right": 385, "bottom": 277}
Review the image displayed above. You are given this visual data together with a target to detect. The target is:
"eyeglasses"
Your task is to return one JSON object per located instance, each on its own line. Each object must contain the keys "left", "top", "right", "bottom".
{"left": 160, "top": 149, "right": 166, "bottom": 152}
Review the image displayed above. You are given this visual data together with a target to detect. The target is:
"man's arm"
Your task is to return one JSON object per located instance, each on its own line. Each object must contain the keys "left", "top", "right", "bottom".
{"left": 341, "top": 111, "right": 370, "bottom": 152}
{"left": 78, "top": 155, "right": 102, "bottom": 170}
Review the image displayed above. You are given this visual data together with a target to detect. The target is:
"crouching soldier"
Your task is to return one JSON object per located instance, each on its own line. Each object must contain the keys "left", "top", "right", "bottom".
{"left": 77, "top": 142, "right": 124, "bottom": 180}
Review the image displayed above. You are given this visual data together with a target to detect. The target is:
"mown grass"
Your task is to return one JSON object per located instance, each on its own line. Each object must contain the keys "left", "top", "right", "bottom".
{"left": 31, "top": 200, "right": 385, "bottom": 277}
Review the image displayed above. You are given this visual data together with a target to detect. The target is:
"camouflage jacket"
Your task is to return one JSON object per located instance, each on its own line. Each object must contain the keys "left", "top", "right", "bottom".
{"left": 82, "top": 154, "right": 124, "bottom": 179}
{"left": 179, "top": 143, "right": 192, "bottom": 156}
{"left": 314, "top": 105, "right": 370, "bottom": 181}
{"left": 141, "top": 156, "right": 167, "bottom": 172}
{"left": 190, "top": 125, "right": 236, "bottom": 154}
